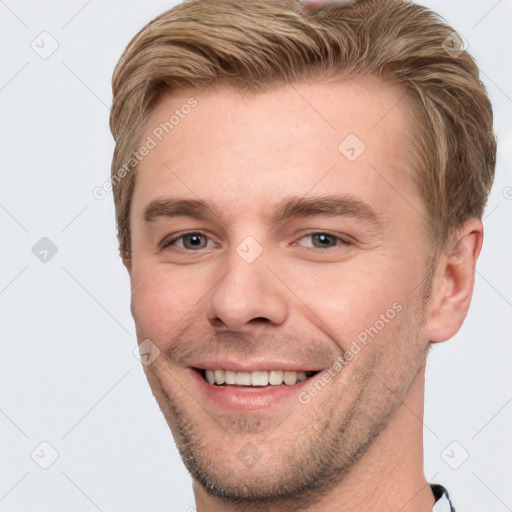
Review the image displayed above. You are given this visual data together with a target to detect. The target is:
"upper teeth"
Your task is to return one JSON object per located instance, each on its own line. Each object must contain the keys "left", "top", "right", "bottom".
{"left": 204, "top": 369, "right": 311, "bottom": 386}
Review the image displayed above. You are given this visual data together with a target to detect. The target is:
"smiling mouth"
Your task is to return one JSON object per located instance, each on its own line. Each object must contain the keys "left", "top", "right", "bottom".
{"left": 196, "top": 368, "right": 320, "bottom": 387}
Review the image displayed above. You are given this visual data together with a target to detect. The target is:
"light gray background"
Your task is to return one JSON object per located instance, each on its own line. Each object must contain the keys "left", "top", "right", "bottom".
{"left": 1, "top": 1, "right": 511, "bottom": 510}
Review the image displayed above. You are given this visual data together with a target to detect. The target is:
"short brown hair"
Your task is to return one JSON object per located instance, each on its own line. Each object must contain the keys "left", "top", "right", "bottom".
{"left": 110, "top": 0, "right": 496, "bottom": 259}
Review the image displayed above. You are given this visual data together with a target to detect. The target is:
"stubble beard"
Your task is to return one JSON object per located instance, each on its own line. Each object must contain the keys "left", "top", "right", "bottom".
{"left": 145, "top": 303, "right": 429, "bottom": 511}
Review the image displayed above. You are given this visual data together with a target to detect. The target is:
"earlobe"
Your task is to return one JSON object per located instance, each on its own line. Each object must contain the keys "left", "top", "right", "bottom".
{"left": 121, "top": 250, "right": 132, "bottom": 274}
{"left": 425, "top": 218, "right": 483, "bottom": 343}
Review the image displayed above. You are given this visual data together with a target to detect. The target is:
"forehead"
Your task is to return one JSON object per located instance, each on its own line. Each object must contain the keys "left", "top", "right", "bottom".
{"left": 131, "top": 76, "right": 422, "bottom": 223}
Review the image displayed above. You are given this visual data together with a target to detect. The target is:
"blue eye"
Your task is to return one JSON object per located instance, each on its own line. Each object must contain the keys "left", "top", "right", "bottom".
{"left": 162, "top": 233, "right": 212, "bottom": 250}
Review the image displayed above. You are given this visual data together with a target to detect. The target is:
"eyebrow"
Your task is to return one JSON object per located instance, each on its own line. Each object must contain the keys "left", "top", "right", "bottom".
{"left": 143, "top": 194, "right": 381, "bottom": 228}
{"left": 269, "top": 194, "right": 381, "bottom": 229}
{"left": 144, "top": 198, "right": 218, "bottom": 223}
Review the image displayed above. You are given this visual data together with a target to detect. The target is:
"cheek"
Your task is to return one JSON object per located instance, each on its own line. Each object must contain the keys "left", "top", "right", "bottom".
{"left": 129, "top": 265, "right": 202, "bottom": 337}
{"left": 287, "top": 259, "right": 409, "bottom": 348}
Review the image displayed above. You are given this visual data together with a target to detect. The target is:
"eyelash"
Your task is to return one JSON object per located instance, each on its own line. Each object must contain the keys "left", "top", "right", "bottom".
{"left": 160, "top": 232, "right": 214, "bottom": 250}
{"left": 160, "top": 231, "right": 353, "bottom": 251}
{"left": 293, "top": 232, "right": 353, "bottom": 249}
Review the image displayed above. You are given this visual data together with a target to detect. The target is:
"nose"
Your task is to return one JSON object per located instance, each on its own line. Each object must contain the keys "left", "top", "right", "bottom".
{"left": 206, "top": 251, "right": 289, "bottom": 331}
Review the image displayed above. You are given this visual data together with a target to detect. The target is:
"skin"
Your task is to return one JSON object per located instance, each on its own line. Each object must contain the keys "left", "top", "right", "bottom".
{"left": 123, "top": 75, "right": 483, "bottom": 511}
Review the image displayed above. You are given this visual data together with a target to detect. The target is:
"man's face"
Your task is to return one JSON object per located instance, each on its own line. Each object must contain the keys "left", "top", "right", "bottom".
{"left": 127, "top": 77, "right": 432, "bottom": 502}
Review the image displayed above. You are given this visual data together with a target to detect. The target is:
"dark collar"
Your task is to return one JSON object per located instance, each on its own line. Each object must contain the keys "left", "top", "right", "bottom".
{"left": 430, "top": 484, "right": 455, "bottom": 511}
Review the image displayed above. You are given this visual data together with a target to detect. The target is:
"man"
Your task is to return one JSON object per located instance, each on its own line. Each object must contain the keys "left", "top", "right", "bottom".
{"left": 109, "top": 0, "right": 496, "bottom": 510}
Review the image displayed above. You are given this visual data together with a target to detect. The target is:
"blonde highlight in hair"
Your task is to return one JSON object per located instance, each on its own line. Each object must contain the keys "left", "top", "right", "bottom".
{"left": 110, "top": 0, "right": 496, "bottom": 258}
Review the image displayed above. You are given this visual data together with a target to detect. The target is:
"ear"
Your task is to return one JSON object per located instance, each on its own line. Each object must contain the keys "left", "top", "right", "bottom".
{"left": 425, "top": 218, "right": 484, "bottom": 343}
{"left": 121, "top": 250, "right": 132, "bottom": 274}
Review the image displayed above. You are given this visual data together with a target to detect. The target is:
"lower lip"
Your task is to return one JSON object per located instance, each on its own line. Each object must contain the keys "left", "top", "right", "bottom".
{"left": 188, "top": 368, "right": 319, "bottom": 412}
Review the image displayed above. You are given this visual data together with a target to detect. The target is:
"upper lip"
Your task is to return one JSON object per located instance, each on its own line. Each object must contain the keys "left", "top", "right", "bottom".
{"left": 188, "top": 358, "right": 325, "bottom": 373}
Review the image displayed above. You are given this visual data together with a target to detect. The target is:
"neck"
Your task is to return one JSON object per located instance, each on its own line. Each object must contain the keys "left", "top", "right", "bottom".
{"left": 192, "top": 364, "right": 435, "bottom": 512}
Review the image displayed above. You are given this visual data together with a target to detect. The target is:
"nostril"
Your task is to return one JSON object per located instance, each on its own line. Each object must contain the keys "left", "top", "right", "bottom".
{"left": 249, "top": 317, "right": 271, "bottom": 323}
